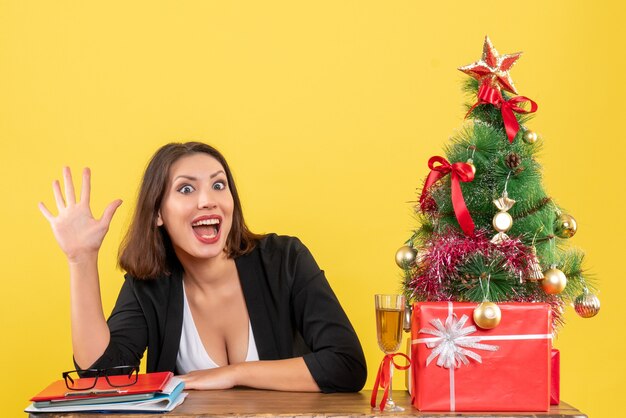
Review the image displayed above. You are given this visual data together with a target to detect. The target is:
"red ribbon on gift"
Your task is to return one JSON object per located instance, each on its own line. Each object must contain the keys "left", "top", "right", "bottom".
{"left": 467, "top": 82, "right": 538, "bottom": 143}
{"left": 419, "top": 156, "right": 476, "bottom": 236}
{"left": 370, "top": 353, "right": 411, "bottom": 412}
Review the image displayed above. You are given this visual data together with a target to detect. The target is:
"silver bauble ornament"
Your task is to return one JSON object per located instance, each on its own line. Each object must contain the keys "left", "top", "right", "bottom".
{"left": 491, "top": 191, "right": 516, "bottom": 244}
{"left": 395, "top": 245, "right": 417, "bottom": 268}
{"left": 403, "top": 304, "right": 413, "bottom": 332}
{"left": 492, "top": 211, "right": 513, "bottom": 232}
{"left": 574, "top": 292, "right": 600, "bottom": 318}
{"left": 473, "top": 302, "right": 502, "bottom": 329}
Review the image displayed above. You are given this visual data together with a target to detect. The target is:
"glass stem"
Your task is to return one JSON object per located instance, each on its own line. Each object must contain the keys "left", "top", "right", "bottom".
{"left": 388, "top": 367, "right": 394, "bottom": 405}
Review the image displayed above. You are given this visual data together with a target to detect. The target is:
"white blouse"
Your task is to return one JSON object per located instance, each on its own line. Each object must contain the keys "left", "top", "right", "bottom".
{"left": 176, "top": 284, "right": 259, "bottom": 375}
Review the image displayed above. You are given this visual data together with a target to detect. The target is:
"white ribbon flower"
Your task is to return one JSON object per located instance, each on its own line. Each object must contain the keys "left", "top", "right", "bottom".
{"left": 419, "top": 314, "right": 499, "bottom": 369}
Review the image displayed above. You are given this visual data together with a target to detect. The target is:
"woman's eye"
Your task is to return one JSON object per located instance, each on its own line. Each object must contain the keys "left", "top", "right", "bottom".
{"left": 177, "top": 185, "right": 195, "bottom": 194}
{"left": 213, "top": 181, "right": 226, "bottom": 191}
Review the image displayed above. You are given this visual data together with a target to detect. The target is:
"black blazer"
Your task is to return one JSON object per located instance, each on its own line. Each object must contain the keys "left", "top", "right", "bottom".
{"left": 84, "top": 234, "right": 367, "bottom": 393}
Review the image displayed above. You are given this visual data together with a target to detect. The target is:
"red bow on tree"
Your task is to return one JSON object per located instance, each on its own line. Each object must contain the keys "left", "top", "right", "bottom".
{"left": 370, "top": 353, "right": 411, "bottom": 412}
{"left": 419, "top": 156, "right": 475, "bottom": 236}
{"left": 468, "top": 82, "right": 538, "bottom": 143}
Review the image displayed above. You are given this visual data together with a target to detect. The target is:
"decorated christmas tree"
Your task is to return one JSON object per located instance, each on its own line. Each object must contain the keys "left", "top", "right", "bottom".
{"left": 398, "top": 36, "right": 600, "bottom": 330}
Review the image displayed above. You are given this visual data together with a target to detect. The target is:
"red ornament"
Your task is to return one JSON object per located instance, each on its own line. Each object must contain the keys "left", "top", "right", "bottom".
{"left": 459, "top": 36, "right": 522, "bottom": 94}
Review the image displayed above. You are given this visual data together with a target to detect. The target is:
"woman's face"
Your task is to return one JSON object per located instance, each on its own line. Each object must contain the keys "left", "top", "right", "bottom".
{"left": 157, "top": 153, "right": 234, "bottom": 262}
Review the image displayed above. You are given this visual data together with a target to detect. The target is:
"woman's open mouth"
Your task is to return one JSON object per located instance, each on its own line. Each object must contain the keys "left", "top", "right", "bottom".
{"left": 191, "top": 216, "right": 221, "bottom": 244}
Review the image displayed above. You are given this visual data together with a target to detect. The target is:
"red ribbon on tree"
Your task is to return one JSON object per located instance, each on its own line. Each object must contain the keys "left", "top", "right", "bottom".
{"left": 468, "top": 82, "right": 538, "bottom": 143}
{"left": 370, "top": 353, "right": 411, "bottom": 412}
{"left": 419, "top": 156, "right": 476, "bottom": 236}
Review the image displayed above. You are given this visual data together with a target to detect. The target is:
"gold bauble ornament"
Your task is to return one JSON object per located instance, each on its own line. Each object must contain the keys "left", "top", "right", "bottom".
{"left": 523, "top": 130, "right": 538, "bottom": 144}
{"left": 466, "top": 158, "right": 477, "bottom": 176}
{"left": 473, "top": 302, "right": 502, "bottom": 329}
{"left": 555, "top": 213, "right": 577, "bottom": 238}
{"left": 492, "top": 211, "right": 513, "bottom": 233}
{"left": 541, "top": 267, "right": 567, "bottom": 294}
{"left": 574, "top": 291, "right": 600, "bottom": 318}
{"left": 395, "top": 245, "right": 417, "bottom": 268}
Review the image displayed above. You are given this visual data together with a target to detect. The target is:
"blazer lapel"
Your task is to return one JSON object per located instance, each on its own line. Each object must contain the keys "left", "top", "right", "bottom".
{"left": 156, "top": 269, "right": 184, "bottom": 372}
{"left": 236, "top": 248, "right": 280, "bottom": 360}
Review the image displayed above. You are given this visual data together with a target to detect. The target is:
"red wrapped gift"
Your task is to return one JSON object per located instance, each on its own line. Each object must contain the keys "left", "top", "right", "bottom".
{"left": 551, "top": 348, "right": 560, "bottom": 405}
{"left": 410, "top": 302, "right": 552, "bottom": 412}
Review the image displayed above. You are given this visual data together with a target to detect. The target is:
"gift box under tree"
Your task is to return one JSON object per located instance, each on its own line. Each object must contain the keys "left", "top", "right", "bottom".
{"left": 406, "top": 338, "right": 562, "bottom": 406}
{"left": 410, "top": 302, "right": 551, "bottom": 412}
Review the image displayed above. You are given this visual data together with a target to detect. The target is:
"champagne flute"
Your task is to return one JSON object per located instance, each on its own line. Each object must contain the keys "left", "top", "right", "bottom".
{"left": 374, "top": 294, "right": 405, "bottom": 412}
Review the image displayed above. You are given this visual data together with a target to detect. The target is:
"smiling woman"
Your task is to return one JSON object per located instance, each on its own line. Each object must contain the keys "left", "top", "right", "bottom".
{"left": 38, "top": 142, "right": 367, "bottom": 393}
{"left": 118, "top": 143, "right": 260, "bottom": 279}
{"left": 155, "top": 154, "right": 236, "bottom": 264}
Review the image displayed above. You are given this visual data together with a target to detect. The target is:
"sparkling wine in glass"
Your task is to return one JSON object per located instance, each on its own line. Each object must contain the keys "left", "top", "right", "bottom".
{"left": 374, "top": 294, "right": 405, "bottom": 412}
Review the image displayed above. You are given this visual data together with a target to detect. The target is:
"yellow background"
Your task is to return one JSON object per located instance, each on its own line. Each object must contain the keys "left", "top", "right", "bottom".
{"left": 1, "top": 1, "right": 624, "bottom": 416}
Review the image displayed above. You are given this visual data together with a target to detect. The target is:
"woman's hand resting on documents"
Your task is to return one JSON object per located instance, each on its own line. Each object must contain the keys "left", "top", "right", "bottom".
{"left": 39, "top": 167, "right": 122, "bottom": 263}
{"left": 178, "top": 358, "right": 320, "bottom": 392}
{"left": 178, "top": 366, "right": 238, "bottom": 390}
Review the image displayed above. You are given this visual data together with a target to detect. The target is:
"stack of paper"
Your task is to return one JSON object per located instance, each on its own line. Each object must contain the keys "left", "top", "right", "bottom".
{"left": 25, "top": 371, "right": 186, "bottom": 413}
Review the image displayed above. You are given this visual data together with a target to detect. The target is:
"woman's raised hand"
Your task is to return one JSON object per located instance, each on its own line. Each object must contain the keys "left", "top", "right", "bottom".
{"left": 39, "top": 167, "right": 123, "bottom": 263}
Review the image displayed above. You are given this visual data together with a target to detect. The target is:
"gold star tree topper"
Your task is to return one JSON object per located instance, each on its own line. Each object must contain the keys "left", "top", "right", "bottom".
{"left": 459, "top": 36, "right": 522, "bottom": 94}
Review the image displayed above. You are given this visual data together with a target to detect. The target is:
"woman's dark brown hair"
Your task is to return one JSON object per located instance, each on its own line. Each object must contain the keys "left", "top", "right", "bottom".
{"left": 119, "top": 142, "right": 263, "bottom": 279}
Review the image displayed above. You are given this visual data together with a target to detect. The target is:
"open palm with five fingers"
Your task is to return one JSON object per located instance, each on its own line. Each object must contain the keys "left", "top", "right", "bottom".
{"left": 39, "top": 167, "right": 122, "bottom": 263}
